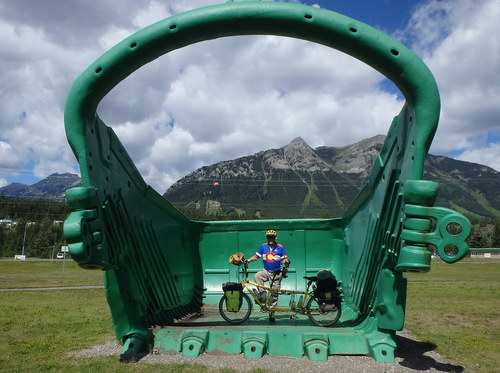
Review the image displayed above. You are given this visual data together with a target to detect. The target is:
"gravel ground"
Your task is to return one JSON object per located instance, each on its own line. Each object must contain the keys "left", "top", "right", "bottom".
{"left": 68, "top": 329, "right": 465, "bottom": 372}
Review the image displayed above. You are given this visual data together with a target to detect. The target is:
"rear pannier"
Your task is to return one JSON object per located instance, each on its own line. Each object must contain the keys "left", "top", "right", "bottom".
{"left": 314, "top": 270, "right": 339, "bottom": 303}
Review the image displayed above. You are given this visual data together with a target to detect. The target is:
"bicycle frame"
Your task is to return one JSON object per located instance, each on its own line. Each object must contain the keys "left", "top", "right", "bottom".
{"left": 239, "top": 261, "right": 313, "bottom": 314}
{"left": 219, "top": 261, "right": 342, "bottom": 327}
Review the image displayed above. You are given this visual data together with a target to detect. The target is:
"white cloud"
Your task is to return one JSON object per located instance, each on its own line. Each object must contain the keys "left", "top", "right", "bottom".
{"left": 32, "top": 159, "right": 80, "bottom": 180}
{"left": 0, "top": 141, "right": 20, "bottom": 168}
{"left": 0, "top": 0, "right": 498, "bottom": 195}
{"left": 455, "top": 142, "right": 500, "bottom": 171}
{"left": 104, "top": 35, "right": 403, "bottom": 190}
{"left": 402, "top": 0, "right": 500, "bottom": 171}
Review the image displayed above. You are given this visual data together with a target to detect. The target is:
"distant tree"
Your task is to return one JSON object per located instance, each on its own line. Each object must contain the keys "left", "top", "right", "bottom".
{"left": 492, "top": 219, "right": 500, "bottom": 248}
{"left": 31, "top": 233, "right": 52, "bottom": 258}
{"left": 467, "top": 224, "right": 486, "bottom": 248}
{"left": 0, "top": 225, "right": 5, "bottom": 256}
{"left": 7, "top": 221, "right": 25, "bottom": 253}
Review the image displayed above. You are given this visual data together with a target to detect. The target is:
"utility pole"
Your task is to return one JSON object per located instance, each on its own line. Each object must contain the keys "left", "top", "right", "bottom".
{"left": 21, "top": 221, "right": 33, "bottom": 257}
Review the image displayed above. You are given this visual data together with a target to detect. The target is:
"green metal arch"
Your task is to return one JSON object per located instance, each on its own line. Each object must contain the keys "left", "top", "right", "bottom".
{"left": 62, "top": 1, "right": 468, "bottom": 361}
{"left": 65, "top": 0, "right": 440, "bottom": 185}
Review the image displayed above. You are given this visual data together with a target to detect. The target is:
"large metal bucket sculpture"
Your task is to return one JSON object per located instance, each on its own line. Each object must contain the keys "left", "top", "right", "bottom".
{"left": 64, "top": 0, "right": 470, "bottom": 363}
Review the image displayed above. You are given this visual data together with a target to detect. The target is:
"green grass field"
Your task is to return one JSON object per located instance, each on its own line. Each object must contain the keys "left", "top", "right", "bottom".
{"left": 405, "top": 258, "right": 500, "bottom": 373}
{"left": 0, "top": 259, "right": 498, "bottom": 372}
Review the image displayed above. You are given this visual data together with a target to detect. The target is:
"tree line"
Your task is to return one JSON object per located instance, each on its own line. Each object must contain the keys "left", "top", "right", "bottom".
{"left": 467, "top": 219, "right": 500, "bottom": 248}
{"left": 1, "top": 196, "right": 499, "bottom": 258}
{"left": 0, "top": 197, "right": 70, "bottom": 258}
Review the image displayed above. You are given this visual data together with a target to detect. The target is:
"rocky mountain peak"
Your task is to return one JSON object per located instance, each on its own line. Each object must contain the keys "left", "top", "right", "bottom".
{"left": 265, "top": 137, "right": 333, "bottom": 172}
{"left": 283, "top": 137, "right": 315, "bottom": 160}
{"left": 325, "top": 135, "right": 385, "bottom": 177}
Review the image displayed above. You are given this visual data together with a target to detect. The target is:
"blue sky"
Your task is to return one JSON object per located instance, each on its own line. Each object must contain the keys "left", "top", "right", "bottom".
{"left": 0, "top": 0, "right": 499, "bottom": 192}
{"left": 310, "top": 0, "right": 415, "bottom": 32}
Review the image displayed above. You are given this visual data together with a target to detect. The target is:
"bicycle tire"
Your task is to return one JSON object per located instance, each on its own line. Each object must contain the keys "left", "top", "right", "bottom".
{"left": 306, "top": 296, "right": 341, "bottom": 327}
{"left": 219, "top": 292, "right": 252, "bottom": 324}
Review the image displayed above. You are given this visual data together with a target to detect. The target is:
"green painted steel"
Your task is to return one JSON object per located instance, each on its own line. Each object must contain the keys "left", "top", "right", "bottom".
{"left": 63, "top": 0, "right": 470, "bottom": 362}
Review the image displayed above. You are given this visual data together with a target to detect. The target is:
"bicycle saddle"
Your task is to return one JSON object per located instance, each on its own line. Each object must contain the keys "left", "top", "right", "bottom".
{"left": 303, "top": 276, "right": 317, "bottom": 281}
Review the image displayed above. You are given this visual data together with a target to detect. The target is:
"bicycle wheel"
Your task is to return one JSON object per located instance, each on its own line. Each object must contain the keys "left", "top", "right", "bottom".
{"left": 219, "top": 292, "right": 252, "bottom": 324}
{"left": 306, "top": 296, "right": 341, "bottom": 327}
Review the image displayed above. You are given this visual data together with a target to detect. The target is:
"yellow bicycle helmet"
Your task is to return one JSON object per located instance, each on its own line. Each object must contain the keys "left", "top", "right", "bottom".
{"left": 266, "top": 229, "right": 277, "bottom": 237}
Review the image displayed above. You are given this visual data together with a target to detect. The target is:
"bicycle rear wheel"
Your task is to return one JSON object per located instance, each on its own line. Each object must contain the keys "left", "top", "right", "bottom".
{"left": 219, "top": 292, "right": 252, "bottom": 324}
{"left": 306, "top": 296, "right": 341, "bottom": 327}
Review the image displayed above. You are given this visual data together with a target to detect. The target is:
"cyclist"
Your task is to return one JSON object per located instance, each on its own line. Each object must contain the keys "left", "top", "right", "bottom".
{"left": 246, "top": 229, "right": 290, "bottom": 322}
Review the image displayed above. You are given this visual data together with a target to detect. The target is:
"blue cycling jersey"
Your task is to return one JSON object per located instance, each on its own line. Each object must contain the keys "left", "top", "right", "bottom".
{"left": 255, "top": 243, "right": 287, "bottom": 272}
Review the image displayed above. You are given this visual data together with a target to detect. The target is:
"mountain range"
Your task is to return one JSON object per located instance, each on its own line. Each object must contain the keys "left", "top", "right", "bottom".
{"left": 0, "top": 173, "right": 82, "bottom": 202}
{"left": 1, "top": 136, "right": 499, "bottom": 220}
{"left": 164, "top": 136, "right": 500, "bottom": 220}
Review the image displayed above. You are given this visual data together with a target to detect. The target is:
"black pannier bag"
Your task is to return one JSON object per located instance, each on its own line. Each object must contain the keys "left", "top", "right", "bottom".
{"left": 314, "top": 270, "right": 339, "bottom": 304}
{"left": 222, "top": 282, "right": 243, "bottom": 312}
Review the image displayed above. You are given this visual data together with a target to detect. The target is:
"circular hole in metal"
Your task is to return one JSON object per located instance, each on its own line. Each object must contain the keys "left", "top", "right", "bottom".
{"left": 349, "top": 27, "right": 357, "bottom": 33}
{"left": 170, "top": 24, "right": 177, "bottom": 30}
{"left": 315, "top": 348, "right": 321, "bottom": 354}
{"left": 130, "top": 42, "right": 137, "bottom": 48}
{"left": 446, "top": 222, "right": 463, "bottom": 236}
{"left": 391, "top": 49, "right": 399, "bottom": 56}
{"left": 304, "top": 14, "right": 312, "bottom": 20}
{"left": 189, "top": 344, "right": 194, "bottom": 351}
{"left": 251, "top": 346, "right": 256, "bottom": 352}
{"left": 95, "top": 67, "right": 102, "bottom": 73}
{"left": 444, "top": 244, "right": 459, "bottom": 257}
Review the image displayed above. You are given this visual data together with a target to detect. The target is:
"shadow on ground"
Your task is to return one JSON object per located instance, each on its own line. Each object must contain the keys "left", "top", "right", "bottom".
{"left": 395, "top": 334, "right": 464, "bottom": 372}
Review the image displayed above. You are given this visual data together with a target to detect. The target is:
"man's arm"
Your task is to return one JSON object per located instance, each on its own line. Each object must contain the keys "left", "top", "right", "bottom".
{"left": 247, "top": 254, "right": 259, "bottom": 263}
{"left": 282, "top": 249, "right": 290, "bottom": 265}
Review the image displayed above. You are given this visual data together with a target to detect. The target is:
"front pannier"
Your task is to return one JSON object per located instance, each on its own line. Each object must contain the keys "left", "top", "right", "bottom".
{"left": 222, "top": 282, "right": 243, "bottom": 312}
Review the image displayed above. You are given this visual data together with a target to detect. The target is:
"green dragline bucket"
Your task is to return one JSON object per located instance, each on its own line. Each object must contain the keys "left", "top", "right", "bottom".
{"left": 63, "top": 0, "right": 471, "bottom": 363}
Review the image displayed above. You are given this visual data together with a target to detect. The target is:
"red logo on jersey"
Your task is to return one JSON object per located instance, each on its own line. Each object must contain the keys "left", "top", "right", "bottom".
{"left": 265, "top": 252, "right": 276, "bottom": 262}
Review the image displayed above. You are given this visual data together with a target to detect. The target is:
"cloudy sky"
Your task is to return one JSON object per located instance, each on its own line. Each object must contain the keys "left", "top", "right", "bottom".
{"left": 0, "top": 0, "right": 498, "bottom": 193}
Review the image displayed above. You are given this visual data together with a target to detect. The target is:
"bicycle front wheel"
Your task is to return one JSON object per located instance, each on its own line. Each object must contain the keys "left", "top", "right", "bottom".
{"left": 306, "top": 296, "right": 341, "bottom": 327}
{"left": 219, "top": 292, "right": 252, "bottom": 324}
